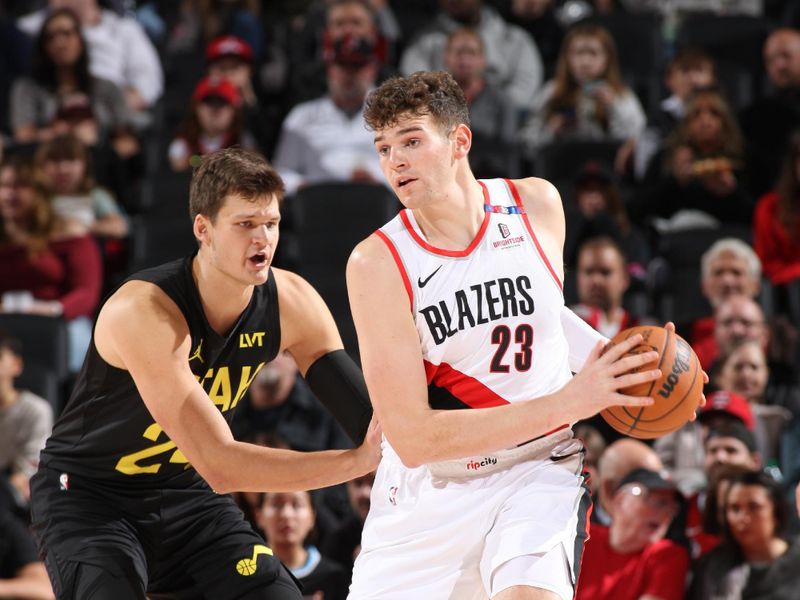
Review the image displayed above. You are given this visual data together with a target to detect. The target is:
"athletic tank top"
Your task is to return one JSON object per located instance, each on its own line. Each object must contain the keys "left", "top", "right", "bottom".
{"left": 39, "top": 256, "right": 281, "bottom": 487}
{"left": 376, "top": 178, "right": 572, "bottom": 412}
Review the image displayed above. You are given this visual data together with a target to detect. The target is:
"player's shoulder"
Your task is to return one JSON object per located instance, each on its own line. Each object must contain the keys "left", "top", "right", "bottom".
{"left": 100, "top": 279, "right": 183, "bottom": 329}
{"left": 509, "top": 176, "right": 562, "bottom": 209}
{"left": 347, "top": 232, "right": 396, "bottom": 278}
{"left": 272, "top": 267, "right": 328, "bottom": 316}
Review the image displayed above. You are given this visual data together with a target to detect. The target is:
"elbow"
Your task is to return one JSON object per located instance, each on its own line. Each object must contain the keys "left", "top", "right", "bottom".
{"left": 195, "top": 459, "right": 236, "bottom": 494}
{"left": 384, "top": 431, "right": 428, "bottom": 469}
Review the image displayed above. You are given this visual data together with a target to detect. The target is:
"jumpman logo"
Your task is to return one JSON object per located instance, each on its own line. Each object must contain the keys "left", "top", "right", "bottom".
{"left": 236, "top": 544, "right": 273, "bottom": 576}
{"left": 188, "top": 339, "right": 204, "bottom": 364}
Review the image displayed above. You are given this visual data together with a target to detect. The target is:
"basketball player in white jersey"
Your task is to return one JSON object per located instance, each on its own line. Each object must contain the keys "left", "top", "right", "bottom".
{"left": 345, "top": 71, "right": 666, "bottom": 600}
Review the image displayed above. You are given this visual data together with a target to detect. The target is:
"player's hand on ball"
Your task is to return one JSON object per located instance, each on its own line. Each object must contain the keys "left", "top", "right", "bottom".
{"left": 564, "top": 332, "right": 660, "bottom": 421}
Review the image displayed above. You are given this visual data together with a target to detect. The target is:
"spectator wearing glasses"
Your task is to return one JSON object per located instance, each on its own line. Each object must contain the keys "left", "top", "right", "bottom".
{"left": 576, "top": 468, "right": 689, "bottom": 600}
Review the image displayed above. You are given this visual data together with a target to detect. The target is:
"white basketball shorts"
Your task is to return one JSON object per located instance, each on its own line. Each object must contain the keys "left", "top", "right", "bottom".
{"left": 348, "top": 432, "right": 592, "bottom": 599}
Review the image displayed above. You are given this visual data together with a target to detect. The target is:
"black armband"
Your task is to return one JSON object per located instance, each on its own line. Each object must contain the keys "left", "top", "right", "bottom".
{"left": 305, "top": 349, "right": 373, "bottom": 444}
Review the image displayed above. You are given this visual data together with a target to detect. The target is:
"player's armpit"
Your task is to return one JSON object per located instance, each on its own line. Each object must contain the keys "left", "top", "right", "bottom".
{"left": 560, "top": 306, "right": 609, "bottom": 372}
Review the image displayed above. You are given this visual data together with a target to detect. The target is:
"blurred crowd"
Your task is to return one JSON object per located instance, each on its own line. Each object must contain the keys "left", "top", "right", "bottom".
{"left": 2, "top": 0, "right": 800, "bottom": 598}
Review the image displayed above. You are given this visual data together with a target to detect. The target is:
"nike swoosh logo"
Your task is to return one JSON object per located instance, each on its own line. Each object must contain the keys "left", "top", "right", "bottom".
{"left": 418, "top": 265, "right": 442, "bottom": 288}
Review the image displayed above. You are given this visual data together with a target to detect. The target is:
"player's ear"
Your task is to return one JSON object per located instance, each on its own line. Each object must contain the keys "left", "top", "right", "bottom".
{"left": 452, "top": 123, "right": 472, "bottom": 159}
{"left": 193, "top": 214, "right": 210, "bottom": 244}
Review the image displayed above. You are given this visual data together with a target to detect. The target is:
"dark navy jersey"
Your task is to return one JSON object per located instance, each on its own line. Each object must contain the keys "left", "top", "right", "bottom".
{"left": 39, "top": 256, "right": 281, "bottom": 487}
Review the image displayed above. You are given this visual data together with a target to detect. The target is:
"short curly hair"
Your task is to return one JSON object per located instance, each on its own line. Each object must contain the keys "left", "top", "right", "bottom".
{"left": 363, "top": 71, "right": 470, "bottom": 133}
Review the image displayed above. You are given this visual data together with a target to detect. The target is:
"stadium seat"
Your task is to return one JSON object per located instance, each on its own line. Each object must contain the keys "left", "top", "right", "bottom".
{"left": 533, "top": 140, "right": 622, "bottom": 181}
{"left": 0, "top": 314, "right": 69, "bottom": 383}
{"left": 16, "top": 361, "right": 61, "bottom": 415}
{"left": 129, "top": 214, "right": 197, "bottom": 272}
{"left": 135, "top": 170, "right": 194, "bottom": 217}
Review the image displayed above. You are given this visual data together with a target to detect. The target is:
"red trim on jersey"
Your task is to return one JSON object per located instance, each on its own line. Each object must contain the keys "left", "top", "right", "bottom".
{"left": 504, "top": 178, "right": 563, "bottom": 291}
{"left": 374, "top": 230, "right": 413, "bottom": 311}
{"left": 424, "top": 360, "right": 510, "bottom": 408}
{"left": 399, "top": 183, "right": 492, "bottom": 258}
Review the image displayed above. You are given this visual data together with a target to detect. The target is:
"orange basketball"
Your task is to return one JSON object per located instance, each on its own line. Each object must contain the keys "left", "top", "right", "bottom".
{"left": 600, "top": 325, "right": 703, "bottom": 439}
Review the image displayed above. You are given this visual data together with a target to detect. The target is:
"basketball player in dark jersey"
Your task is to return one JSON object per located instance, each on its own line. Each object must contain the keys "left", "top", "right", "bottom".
{"left": 29, "top": 148, "right": 380, "bottom": 599}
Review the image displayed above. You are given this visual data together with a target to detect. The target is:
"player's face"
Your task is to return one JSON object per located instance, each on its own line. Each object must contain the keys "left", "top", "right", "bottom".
{"left": 260, "top": 491, "right": 316, "bottom": 548}
{"left": 717, "top": 343, "right": 768, "bottom": 402}
{"left": 198, "top": 193, "right": 280, "bottom": 287}
{"left": 725, "top": 483, "right": 777, "bottom": 551}
{"left": 576, "top": 246, "right": 628, "bottom": 311}
{"left": 373, "top": 114, "right": 462, "bottom": 209}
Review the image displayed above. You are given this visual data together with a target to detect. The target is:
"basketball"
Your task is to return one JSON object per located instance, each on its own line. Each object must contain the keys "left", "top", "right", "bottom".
{"left": 600, "top": 325, "right": 703, "bottom": 439}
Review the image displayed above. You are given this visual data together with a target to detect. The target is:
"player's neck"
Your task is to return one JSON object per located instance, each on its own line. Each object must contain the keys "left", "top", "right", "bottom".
{"left": 412, "top": 172, "right": 484, "bottom": 250}
{"left": 191, "top": 254, "right": 253, "bottom": 337}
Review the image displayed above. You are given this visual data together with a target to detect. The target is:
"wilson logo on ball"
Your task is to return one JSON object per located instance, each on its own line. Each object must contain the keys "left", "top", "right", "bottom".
{"left": 657, "top": 339, "right": 692, "bottom": 399}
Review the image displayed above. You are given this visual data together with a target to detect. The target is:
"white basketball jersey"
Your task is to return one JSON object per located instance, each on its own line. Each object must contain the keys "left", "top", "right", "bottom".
{"left": 376, "top": 178, "right": 573, "bottom": 413}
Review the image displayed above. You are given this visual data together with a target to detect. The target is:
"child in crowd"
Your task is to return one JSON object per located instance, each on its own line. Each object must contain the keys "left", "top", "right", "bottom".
{"left": 35, "top": 134, "right": 128, "bottom": 240}
{"left": 519, "top": 23, "right": 645, "bottom": 163}
{"left": 169, "top": 76, "right": 257, "bottom": 171}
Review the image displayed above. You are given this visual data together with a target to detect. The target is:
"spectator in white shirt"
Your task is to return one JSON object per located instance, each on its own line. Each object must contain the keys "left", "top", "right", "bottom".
{"left": 273, "top": 35, "right": 384, "bottom": 196}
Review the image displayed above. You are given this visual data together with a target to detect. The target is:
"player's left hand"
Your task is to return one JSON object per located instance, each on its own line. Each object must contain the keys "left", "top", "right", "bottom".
{"left": 354, "top": 415, "right": 382, "bottom": 473}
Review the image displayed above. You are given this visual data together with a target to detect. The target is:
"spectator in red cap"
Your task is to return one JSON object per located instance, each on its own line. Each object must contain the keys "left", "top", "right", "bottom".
{"left": 273, "top": 33, "right": 384, "bottom": 195}
{"left": 656, "top": 387, "right": 755, "bottom": 500}
{"left": 207, "top": 35, "right": 256, "bottom": 107}
{"left": 699, "top": 390, "right": 756, "bottom": 432}
{"left": 205, "top": 34, "right": 280, "bottom": 157}
{"left": 168, "top": 77, "right": 257, "bottom": 172}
